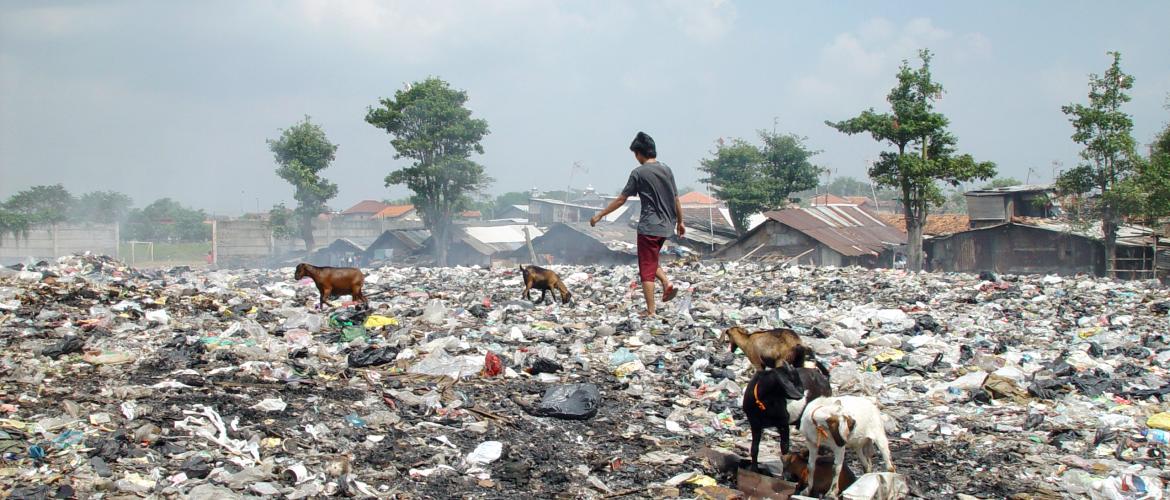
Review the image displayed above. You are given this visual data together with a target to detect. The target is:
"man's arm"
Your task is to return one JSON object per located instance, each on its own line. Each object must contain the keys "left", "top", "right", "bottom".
{"left": 590, "top": 195, "right": 628, "bottom": 226}
{"left": 674, "top": 196, "right": 685, "bottom": 236}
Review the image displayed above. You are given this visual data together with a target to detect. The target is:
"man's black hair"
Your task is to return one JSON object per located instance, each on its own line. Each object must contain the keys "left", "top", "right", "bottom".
{"left": 629, "top": 131, "right": 657, "bottom": 158}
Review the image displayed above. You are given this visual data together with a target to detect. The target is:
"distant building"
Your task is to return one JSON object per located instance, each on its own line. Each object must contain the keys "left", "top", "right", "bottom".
{"left": 494, "top": 204, "right": 529, "bottom": 221}
{"left": 365, "top": 228, "right": 431, "bottom": 263}
{"left": 514, "top": 223, "right": 650, "bottom": 265}
{"left": 713, "top": 205, "right": 906, "bottom": 267}
{"left": 876, "top": 213, "right": 970, "bottom": 237}
{"left": 340, "top": 200, "right": 391, "bottom": 220}
{"left": 373, "top": 205, "right": 418, "bottom": 221}
{"left": 925, "top": 219, "right": 1159, "bottom": 279}
{"left": 964, "top": 185, "right": 1057, "bottom": 229}
{"left": 446, "top": 224, "right": 543, "bottom": 267}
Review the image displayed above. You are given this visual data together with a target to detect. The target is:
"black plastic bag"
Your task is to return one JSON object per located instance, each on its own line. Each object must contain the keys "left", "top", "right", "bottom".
{"left": 347, "top": 346, "right": 399, "bottom": 368}
{"left": 528, "top": 383, "right": 600, "bottom": 420}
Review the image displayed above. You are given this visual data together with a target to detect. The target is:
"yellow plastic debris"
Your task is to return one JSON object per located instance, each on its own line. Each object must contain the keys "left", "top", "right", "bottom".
{"left": 685, "top": 474, "right": 718, "bottom": 487}
{"left": 874, "top": 349, "right": 906, "bottom": 363}
{"left": 1148, "top": 412, "right": 1170, "bottom": 431}
{"left": 364, "top": 315, "right": 400, "bottom": 328}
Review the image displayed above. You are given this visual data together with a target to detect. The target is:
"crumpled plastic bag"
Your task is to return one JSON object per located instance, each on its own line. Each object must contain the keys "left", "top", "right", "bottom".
{"left": 527, "top": 383, "right": 600, "bottom": 420}
{"left": 840, "top": 472, "right": 909, "bottom": 500}
{"left": 348, "top": 346, "right": 399, "bottom": 368}
{"left": 41, "top": 336, "right": 84, "bottom": 359}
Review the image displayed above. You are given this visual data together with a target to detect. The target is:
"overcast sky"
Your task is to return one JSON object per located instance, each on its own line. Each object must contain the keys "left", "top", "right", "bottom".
{"left": 2, "top": 1, "right": 1168, "bottom": 216}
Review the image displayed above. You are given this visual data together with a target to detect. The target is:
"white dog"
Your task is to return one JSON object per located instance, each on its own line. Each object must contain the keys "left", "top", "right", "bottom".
{"left": 799, "top": 396, "right": 894, "bottom": 497}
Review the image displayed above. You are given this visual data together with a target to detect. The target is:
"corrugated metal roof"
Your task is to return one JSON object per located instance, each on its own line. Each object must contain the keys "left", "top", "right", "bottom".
{"left": 764, "top": 206, "right": 907, "bottom": 257}
{"left": 965, "top": 184, "right": 1053, "bottom": 196}
{"left": 457, "top": 225, "right": 545, "bottom": 255}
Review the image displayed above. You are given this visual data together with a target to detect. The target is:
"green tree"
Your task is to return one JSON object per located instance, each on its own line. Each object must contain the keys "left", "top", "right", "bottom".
{"left": 72, "top": 191, "right": 134, "bottom": 224}
{"left": 0, "top": 209, "right": 30, "bottom": 244}
{"left": 366, "top": 77, "right": 492, "bottom": 266}
{"left": 124, "top": 198, "right": 210, "bottom": 242}
{"left": 759, "top": 132, "right": 822, "bottom": 205}
{"left": 699, "top": 131, "right": 821, "bottom": 235}
{"left": 1054, "top": 52, "right": 1139, "bottom": 277}
{"left": 979, "top": 177, "right": 1022, "bottom": 190}
{"left": 269, "top": 116, "right": 339, "bottom": 254}
{"left": 827, "top": 49, "right": 995, "bottom": 271}
{"left": 1139, "top": 109, "right": 1170, "bottom": 221}
{"left": 267, "top": 203, "right": 298, "bottom": 239}
{"left": 4, "top": 184, "right": 75, "bottom": 225}
{"left": 699, "top": 138, "right": 766, "bottom": 234}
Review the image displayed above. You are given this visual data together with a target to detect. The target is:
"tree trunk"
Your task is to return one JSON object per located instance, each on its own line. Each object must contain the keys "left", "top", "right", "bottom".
{"left": 300, "top": 214, "right": 315, "bottom": 258}
{"left": 905, "top": 203, "right": 925, "bottom": 272}
{"left": 1103, "top": 206, "right": 1118, "bottom": 279}
{"left": 730, "top": 206, "right": 746, "bottom": 236}
{"left": 433, "top": 222, "right": 449, "bottom": 267}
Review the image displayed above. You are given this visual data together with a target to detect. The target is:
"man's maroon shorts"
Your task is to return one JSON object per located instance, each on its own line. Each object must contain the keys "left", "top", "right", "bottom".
{"left": 636, "top": 234, "right": 666, "bottom": 282}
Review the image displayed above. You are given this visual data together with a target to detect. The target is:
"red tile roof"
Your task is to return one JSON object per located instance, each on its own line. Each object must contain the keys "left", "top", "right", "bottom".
{"left": 374, "top": 205, "right": 415, "bottom": 219}
{"left": 876, "top": 213, "right": 970, "bottom": 236}
{"left": 341, "top": 200, "right": 390, "bottom": 215}
{"left": 679, "top": 191, "right": 718, "bottom": 205}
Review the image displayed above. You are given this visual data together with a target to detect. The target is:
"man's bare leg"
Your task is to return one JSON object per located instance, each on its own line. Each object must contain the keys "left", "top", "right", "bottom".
{"left": 655, "top": 268, "right": 671, "bottom": 291}
{"left": 642, "top": 281, "right": 657, "bottom": 316}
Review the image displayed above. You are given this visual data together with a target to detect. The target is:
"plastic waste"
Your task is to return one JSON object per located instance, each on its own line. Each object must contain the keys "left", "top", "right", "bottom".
{"left": 839, "top": 472, "right": 909, "bottom": 500}
{"left": 422, "top": 299, "right": 448, "bottom": 324}
{"left": 465, "top": 441, "right": 503, "bottom": 465}
{"left": 347, "top": 346, "right": 399, "bottom": 368}
{"left": 528, "top": 383, "right": 600, "bottom": 420}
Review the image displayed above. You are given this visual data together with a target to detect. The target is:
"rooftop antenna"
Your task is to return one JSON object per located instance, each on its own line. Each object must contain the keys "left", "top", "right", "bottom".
{"left": 565, "top": 161, "right": 588, "bottom": 203}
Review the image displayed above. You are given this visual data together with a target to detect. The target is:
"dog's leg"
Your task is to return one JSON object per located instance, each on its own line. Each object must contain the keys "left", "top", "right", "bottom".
{"left": 801, "top": 444, "right": 818, "bottom": 497}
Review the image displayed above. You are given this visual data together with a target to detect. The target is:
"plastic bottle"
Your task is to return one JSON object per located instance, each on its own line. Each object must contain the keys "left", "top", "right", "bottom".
{"left": 1143, "top": 428, "right": 1169, "bottom": 446}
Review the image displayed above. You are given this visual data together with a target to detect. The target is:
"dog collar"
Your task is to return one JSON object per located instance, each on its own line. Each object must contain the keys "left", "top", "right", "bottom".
{"left": 753, "top": 384, "right": 766, "bottom": 412}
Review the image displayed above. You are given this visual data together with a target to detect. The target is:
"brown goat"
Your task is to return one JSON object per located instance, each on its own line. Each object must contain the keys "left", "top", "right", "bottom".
{"left": 295, "top": 263, "right": 366, "bottom": 308}
{"left": 782, "top": 449, "right": 856, "bottom": 496}
{"left": 519, "top": 265, "right": 571, "bottom": 305}
{"left": 722, "top": 326, "right": 824, "bottom": 374}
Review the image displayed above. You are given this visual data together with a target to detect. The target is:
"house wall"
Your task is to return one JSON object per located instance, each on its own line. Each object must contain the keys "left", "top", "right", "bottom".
{"left": 217, "top": 218, "right": 419, "bottom": 265}
{"left": 525, "top": 230, "right": 634, "bottom": 265}
{"left": 715, "top": 221, "right": 818, "bottom": 261}
{"left": 926, "top": 225, "right": 1103, "bottom": 276}
{"left": 0, "top": 223, "right": 119, "bottom": 263}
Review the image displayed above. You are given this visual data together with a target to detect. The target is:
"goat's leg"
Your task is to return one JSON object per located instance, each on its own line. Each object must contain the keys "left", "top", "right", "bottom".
{"left": 801, "top": 444, "right": 819, "bottom": 497}
{"left": 859, "top": 440, "right": 874, "bottom": 474}
{"left": 828, "top": 447, "right": 846, "bottom": 498}
{"left": 749, "top": 425, "right": 762, "bottom": 470}
{"left": 876, "top": 433, "right": 895, "bottom": 472}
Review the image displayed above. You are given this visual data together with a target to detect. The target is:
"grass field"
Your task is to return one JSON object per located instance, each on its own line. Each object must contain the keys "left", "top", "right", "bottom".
{"left": 119, "top": 241, "right": 211, "bottom": 267}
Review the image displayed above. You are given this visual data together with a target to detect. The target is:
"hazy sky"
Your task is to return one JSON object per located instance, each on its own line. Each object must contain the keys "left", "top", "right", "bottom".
{"left": 2, "top": 1, "right": 1168, "bottom": 216}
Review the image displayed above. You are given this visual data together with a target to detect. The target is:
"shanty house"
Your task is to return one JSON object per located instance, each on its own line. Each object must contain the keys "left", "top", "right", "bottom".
{"left": 924, "top": 220, "right": 1159, "bottom": 279}
{"left": 965, "top": 185, "right": 1057, "bottom": 229}
{"left": 446, "top": 224, "right": 544, "bottom": 267}
{"left": 712, "top": 206, "right": 907, "bottom": 267}
{"left": 365, "top": 228, "right": 431, "bottom": 263}
{"left": 514, "top": 223, "right": 657, "bottom": 265}
{"left": 311, "top": 237, "right": 376, "bottom": 267}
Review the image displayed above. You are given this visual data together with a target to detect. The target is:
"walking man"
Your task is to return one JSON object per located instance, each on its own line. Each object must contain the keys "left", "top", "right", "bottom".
{"left": 590, "top": 131, "right": 685, "bottom": 317}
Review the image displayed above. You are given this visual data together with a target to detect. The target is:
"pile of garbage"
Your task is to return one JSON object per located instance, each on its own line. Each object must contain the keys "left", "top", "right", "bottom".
{"left": 0, "top": 254, "right": 1168, "bottom": 499}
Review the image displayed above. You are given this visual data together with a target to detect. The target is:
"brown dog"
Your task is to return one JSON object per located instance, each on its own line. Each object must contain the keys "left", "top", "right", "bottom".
{"left": 295, "top": 263, "right": 366, "bottom": 308}
{"left": 782, "top": 449, "right": 856, "bottom": 496}
{"left": 519, "top": 265, "right": 571, "bottom": 305}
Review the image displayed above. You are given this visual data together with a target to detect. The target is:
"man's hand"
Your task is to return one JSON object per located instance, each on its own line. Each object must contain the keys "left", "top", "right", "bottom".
{"left": 589, "top": 214, "right": 601, "bottom": 227}
{"left": 676, "top": 221, "right": 685, "bottom": 237}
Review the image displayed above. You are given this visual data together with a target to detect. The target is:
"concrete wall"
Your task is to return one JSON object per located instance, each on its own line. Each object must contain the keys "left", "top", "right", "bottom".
{"left": 216, "top": 218, "right": 421, "bottom": 265}
{"left": 0, "top": 223, "right": 119, "bottom": 262}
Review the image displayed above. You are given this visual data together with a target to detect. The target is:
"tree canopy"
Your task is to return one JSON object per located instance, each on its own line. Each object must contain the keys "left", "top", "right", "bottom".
{"left": 123, "top": 198, "right": 210, "bottom": 243}
{"left": 827, "top": 49, "right": 995, "bottom": 271}
{"left": 1054, "top": 52, "right": 1139, "bottom": 277}
{"left": 269, "top": 116, "right": 339, "bottom": 253}
{"left": 699, "top": 131, "right": 820, "bottom": 234}
{"left": 366, "top": 77, "right": 492, "bottom": 265}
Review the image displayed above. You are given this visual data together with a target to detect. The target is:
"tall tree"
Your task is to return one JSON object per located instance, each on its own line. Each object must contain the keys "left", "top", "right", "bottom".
{"left": 827, "top": 50, "right": 995, "bottom": 271}
{"left": 4, "top": 184, "right": 75, "bottom": 225}
{"left": 699, "top": 138, "right": 765, "bottom": 234}
{"left": 269, "top": 116, "right": 339, "bottom": 254}
{"left": 759, "top": 132, "right": 822, "bottom": 205}
{"left": 366, "top": 78, "right": 491, "bottom": 266}
{"left": 72, "top": 191, "right": 134, "bottom": 224}
{"left": 1139, "top": 106, "right": 1170, "bottom": 222}
{"left": 699, "top": 132, "right": 821, "bottom": 235}
{"left": 1054, "top": 52, "right": 1138, "bottom": 277}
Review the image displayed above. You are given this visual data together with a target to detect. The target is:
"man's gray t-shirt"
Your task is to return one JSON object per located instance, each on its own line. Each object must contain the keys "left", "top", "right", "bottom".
{"left": 621, "top": 161, "right": 679, "bottom": 238}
